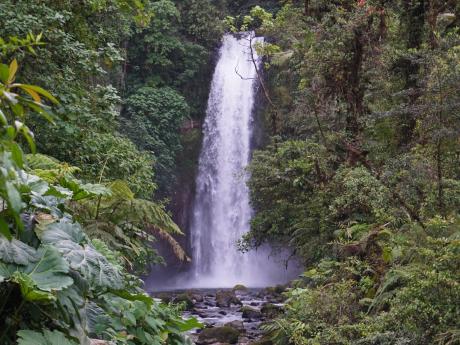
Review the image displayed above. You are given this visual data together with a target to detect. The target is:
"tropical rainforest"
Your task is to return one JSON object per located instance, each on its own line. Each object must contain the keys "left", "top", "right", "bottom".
{"left": 0, "top": 0, "right": 459, "bottom": 345}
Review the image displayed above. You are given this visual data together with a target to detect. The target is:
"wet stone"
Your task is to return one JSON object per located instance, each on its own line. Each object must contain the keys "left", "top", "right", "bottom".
{"left": 241, "top": 306, "right": 262, "bottom": 321}
{"left": 197, "top": 326, "right": 240, "bottom": 345}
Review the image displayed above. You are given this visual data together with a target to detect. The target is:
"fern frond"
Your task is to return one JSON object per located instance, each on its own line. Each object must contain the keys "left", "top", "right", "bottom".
{"left": 149, "top": 227, "right": 191, "bottom": 262}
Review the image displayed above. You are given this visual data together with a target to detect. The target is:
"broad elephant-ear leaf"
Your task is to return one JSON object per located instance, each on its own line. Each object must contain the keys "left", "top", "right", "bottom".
{"left": 0, "top": 235, "right": 38, "bottom": 265}
{"left": 17, "top": 329, "right": 78, "bottom": 345}
{"left": 40, "top": 221, "right": 122, "bottom": 289}
{"left": 39, "top": 221, "right": 87, "bottom": 244}
{"left": 56, "top": 285, "right": 91, "bottom": 345}
{"left": 0, "top": 245, "right": 73, "bottom": 292}
{"left": 11, "top": 271, "right": 56, "bottom": 302}
{"left": 23, "top": 245, "right": 74, "bottom": 291}
{"left": 59, "top": 178, "right": 111, "bottom": 201}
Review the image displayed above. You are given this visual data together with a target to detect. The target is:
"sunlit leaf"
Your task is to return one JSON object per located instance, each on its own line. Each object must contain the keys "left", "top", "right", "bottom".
{"left": 8, "top": 59, "right": 18, "bottom": 84}
{"left": 11, "top": 271, "right": 56, "bottom": 302}
{"left": 10, "top": 142, "right": 24, "bottom": 168}
{"left": 18, "top": 84, "right": 58, "bottom": 104}
{"left": 0, "top": 108, "right": 7, "bottom": 125}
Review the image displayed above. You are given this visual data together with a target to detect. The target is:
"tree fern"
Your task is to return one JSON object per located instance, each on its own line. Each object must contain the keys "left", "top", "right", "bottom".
{"left": 74, "top": 180, "right": 189, "bottom": 269}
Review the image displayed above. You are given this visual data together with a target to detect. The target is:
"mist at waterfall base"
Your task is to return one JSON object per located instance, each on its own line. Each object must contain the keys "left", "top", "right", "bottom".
{"left": 147, "top": 34, "right": 300, "bottom": 290}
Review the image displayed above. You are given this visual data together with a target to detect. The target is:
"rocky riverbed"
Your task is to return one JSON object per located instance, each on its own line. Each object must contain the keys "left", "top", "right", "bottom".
{"left": 152, "top": 286, "right": 287, "bottom": 345}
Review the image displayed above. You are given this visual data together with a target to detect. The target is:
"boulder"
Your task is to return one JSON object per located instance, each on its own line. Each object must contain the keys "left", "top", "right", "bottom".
{"left": 174, "top": 293, "right": 194, "bottom": 310}
{"left": 248, "top": 338, "right": 273, "bottom": 345}
{"left": 224, "top": 320, "right": 245, "bottom": 333}
{"left": 232, "top": 284, "right": 248, "bottom": 292}
{"left": 194, "top": 309, "right": 209, "bottom": 318}
{"left": 197, "top": 326, "right": 240, "bottom": 345}
{"left": 216, "top": 290, "right": 242, "bottom": 307}
{"left": 204, "top": 300, "right": 215, "bottom": 307}
{"left": 257, "top": 285, "right": 287, "bottom": 302}
{"left": 241, "top": 306, "right": 262, "bottom": 321}
{"left": 154, "top": 292, "right": 173, "bottom": 303}
{"left": 260, "top": 303, "right": 282, "bottom": 319}
{"left": 192, "top": 293, "right": 204, "bottom": 303}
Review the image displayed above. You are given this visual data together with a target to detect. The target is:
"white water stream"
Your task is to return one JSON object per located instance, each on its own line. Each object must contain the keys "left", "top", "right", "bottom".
{"left": 185, "top": 33, "right": 292, "bottom": 288}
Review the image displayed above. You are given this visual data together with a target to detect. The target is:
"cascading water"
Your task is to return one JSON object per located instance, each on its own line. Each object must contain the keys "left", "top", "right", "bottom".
{"left": 186, "top": 33, "right": 292, "bottom": 288}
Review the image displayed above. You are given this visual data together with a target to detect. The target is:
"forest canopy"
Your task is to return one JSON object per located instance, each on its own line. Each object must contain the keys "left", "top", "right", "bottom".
{"left": 238, "top": 1, "right": 460, "bottom": 344}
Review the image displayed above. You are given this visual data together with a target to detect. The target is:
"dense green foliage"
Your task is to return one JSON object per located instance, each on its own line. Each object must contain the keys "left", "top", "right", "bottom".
{"left": 238, "top": 1, "right": 460, "bottom": 344}
{"left": 0, "top": 0, "right": 225, "bottom": 198}
{"left": 1, "top": 0, "right": 459, "bottom": 344}
{"left": 123, "top": 87, "right": 189, "bottom": 195}
{"left": 123, "top": 0, "right": 225, "bottom": 196}
{"left": 0, "top": 54, "right": 198, "bottom": 343}
{"left": 0, "top": 0, "right": 213, "bottom": 342}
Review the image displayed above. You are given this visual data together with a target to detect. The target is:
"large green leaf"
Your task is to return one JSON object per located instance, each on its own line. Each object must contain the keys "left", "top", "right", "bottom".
{"left": 0, "top": 245, "right": 73, "bottom": 294}
{"left": 17, "top": 329, "right": 78, "bottom": 345}
{"left": 109, "top": 289, "right": 154, "bottom": 308}
{"left": 40, "top": 221, "right": 86, "bottom": 244}
{"left": 40, "top": 221, "right": 122, "bottom": 288}
{"left": 23, "top": 245, "right": 74, "bottom": 291}
{"left": 0, "top": 261, "right": 16, "bottom": 283}
{"left": 59, "top": 178, "right": 111, "bottom": 201}
{"left": 11, "top": 271, "right": 55, "bottom": 302}
{"left": 174, "top": 317, "right": 203, "bottom": 332}
{"left": 5, "top": 180, "right": 23, "bottom": 213}
{"left": 56, "top": 285, "right": 91, "bottom": 345}
{"left": 0, "top": 235, "right": 37, "bottom": 265}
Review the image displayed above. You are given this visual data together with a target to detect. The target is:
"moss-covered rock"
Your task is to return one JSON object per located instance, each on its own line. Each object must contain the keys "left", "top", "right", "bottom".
{"left": 197, "top": 326, "right": 240, "bottom": 344}
{"left": 241, "top": 306, "right": 262, "bottom": 320}
{"left": 261, "top": 303, "right": 282, "bottom": 319}
{"left": 216, "top": 290, "right": 242, "bottom": 307}
{"left": 192, "top": 293, "right": 204, "bottom": 303}
{"left": 154, "top": 292, "right": 173, "bottom": 303}
{"left": 173, "top": 293, "right": 194, "bottom": 310}
{"left": 257, "top": 285, "right": 287, "bottom": 302}
{"left": 224, "top": 320, "right": 245, "bottom": 333}
{"left": 248, "top": 338, "right": 273, "bottom": 345}
{"left": 232, "top": 284, "right": 248, "bottom": 292}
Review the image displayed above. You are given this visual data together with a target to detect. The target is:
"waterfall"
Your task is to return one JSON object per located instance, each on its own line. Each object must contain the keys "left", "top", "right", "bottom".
{"left": 187, "top": 33, "right": 291, "bottom": 288}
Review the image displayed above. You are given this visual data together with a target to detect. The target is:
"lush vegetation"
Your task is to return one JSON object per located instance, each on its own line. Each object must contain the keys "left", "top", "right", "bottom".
{"left": 0, "top": 0, "right": 223, "bottom": 343}
{"left": 1, "top": 0, "right": 459, "bottom": 344}
{"left": 235, "top": 1, "right": 460, "bottom": 344}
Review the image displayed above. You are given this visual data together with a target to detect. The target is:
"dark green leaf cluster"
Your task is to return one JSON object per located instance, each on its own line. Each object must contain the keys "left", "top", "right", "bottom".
{"left": 0, "top": 40, "right": 198, "bottom": 344}
{"left": 243, "top": 0, "right": 460, "bottom": 343}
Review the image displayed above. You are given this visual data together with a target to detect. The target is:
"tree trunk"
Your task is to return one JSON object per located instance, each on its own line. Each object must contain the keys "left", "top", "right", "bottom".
{"left": 398, "top": 0, "right": 425, "bottom": 148}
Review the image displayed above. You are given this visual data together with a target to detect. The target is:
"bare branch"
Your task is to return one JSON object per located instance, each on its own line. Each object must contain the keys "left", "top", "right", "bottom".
{"left": 234, "top": 60, "right": 256, "bottom": 80}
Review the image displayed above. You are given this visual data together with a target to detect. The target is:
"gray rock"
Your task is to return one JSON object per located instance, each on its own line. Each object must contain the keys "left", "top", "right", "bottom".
{"left": 197, "top": 326, "right": 240, "bottom": 345}
{"left": 261, "top": 303, "right": 282, "bottom": 319}
{"left": 174, "top": 293, "right": 194, "bottom": 310}
{"left": 216, "top": 290, "right": 242, "bottom": 307}
{"left": 232, "top": 284, "right": 248, "bottom": 292}
{"left": 241, "top": 306, "right": 262, "bottom": 321}
{"left": 192, "top": 293, "right": 204, "bottom": 303}
{"left": 224, "top": 320, "right": 245, "bottom": 333}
